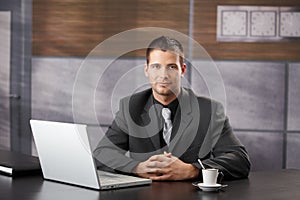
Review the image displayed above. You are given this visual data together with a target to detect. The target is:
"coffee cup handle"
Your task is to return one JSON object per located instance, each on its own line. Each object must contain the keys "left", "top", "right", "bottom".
{"left": 217, "top": 171, "right": 224, "bottom": 183}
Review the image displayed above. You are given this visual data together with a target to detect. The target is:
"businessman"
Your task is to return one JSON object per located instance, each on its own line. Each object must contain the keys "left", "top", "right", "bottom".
{"left": 93, "top": 36, "right": 251, "bottom": 181}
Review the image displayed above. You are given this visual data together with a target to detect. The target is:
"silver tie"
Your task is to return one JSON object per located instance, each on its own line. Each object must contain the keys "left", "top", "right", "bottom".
{"left": 162, "top": 108, "right": 173, "bottom": 146}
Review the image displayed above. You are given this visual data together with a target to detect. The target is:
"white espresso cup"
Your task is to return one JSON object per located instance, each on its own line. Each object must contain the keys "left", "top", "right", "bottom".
{"left": 202, "top": 168, "right": 219, "bottom": 185}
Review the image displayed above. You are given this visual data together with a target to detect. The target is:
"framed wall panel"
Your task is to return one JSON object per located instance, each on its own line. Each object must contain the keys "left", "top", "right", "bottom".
{"left": 0, "top": 11, "right": 11, "bottom": 150}
{"left": 288, "top": 63, "right": 300, "bottom": 130}
{"left": 287, "top": 133, "right": 300, "bottom": 169}
{"left": 0, "top": 0, "right": 32, "bottom": 154}
{"left": 191, "top": 60, "right": 285, "bottom": 130}
{"left": 194, "top": 0, "right": 300, "bottom": 60}
{"left": 236, "top": 131, "right": 284, "bottom": 171}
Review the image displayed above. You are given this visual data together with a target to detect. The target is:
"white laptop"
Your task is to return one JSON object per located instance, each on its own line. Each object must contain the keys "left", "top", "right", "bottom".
{"left": 30, "top": 119, "right": 152, "bottom": 190}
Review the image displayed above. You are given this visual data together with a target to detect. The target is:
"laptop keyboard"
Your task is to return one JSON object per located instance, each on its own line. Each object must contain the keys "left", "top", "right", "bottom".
{"left": 98, "top": 170, "right": 144, "bottom": 184}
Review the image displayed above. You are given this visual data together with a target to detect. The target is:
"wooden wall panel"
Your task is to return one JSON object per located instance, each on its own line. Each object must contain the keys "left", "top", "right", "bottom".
{"left": 33, "top": 0, "right": 300, "bottom": 60}
{"left": 32, "top": 0, "right": 189, "bottom": 56}
{"left": 194, "top": 0, "right": 300, "bottom": 60}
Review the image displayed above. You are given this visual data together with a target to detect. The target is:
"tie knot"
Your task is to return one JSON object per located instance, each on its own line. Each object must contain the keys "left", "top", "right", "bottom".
{"left": 162, "top": 108, "right": 171, "bottom": 120}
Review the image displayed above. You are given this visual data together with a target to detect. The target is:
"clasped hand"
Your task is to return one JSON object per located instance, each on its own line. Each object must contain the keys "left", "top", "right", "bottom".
{"left": 133, "top": 152, "right": 199, "bottom": 181}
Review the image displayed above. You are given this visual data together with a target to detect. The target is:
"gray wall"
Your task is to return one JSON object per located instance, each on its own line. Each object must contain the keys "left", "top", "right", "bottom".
{"left": 31, "top": 57, "right": 300, "bottom": 171}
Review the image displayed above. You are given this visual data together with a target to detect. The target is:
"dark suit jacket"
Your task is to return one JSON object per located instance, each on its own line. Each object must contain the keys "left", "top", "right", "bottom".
{"left": 93, "top": 88, "right": 251, "bottom": 180}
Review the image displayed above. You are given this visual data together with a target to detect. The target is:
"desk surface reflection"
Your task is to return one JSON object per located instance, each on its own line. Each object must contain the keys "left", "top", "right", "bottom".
{"left": 1, "top": 170, "right": 300, "bottom": 200}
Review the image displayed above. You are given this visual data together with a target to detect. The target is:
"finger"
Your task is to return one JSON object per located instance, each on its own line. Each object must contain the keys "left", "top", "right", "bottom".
{"left": 164, "top": 151, "right": 172, "bottom": 157}
{"left": 146, "top": 161, "right": 158, "bottom": 168}
{"left": 149, "top": 154, "right": 169, "bottom": 161}
{"left": 150, "top": 174, "right": 171, "bottom": 181}
{"left": 139, "top": 172, "right": 162, "bottom": 179}
{"left": 146, "top": 174, "right": 163, "bottom": 179}
{"left": 149, "top": 154, "right": 172, "bottom": 162}
{"left": 146, "top": 160, "right": 169, "bottom": 168}
{"left": 144, "top": 167, "right": 163, "bottom": 174}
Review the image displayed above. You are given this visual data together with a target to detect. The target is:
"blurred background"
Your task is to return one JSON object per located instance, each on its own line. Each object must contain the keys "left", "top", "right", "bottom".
{"left": 0, "top": 0, "right": 300, "bottom": 172}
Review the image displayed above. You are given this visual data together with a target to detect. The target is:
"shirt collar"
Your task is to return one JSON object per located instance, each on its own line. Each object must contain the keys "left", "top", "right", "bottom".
{"left": 152, "top": 94, "right": 179, "bottom": 121}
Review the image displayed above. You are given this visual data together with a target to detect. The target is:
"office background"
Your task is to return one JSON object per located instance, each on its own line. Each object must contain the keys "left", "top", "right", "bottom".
{"left": 0, "top": 0, "right": 300, "bottom": 171}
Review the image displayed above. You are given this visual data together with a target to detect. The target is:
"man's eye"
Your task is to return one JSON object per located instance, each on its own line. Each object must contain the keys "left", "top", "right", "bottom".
{"left": 168, "top": 65, "right": 178, "bottom": 70}
{"left": 150, "top": 64, "right": 160, "bottom": 69}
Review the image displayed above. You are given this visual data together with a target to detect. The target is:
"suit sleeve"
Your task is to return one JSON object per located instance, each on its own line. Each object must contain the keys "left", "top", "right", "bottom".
{"left": 201, "top": 102, "right": 251, "bottom": 180}
{"left": 93, "top": 99, "right": 140, "bottom": 174}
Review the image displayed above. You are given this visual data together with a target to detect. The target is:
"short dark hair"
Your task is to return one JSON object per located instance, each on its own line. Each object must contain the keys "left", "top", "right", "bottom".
{"left": 146, "top": 36, "right": 184, "bottom": 66}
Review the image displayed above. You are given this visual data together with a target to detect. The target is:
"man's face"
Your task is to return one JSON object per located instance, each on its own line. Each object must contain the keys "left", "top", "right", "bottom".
{"left": 144, "top": 49, "right": 186, "bottom": 100}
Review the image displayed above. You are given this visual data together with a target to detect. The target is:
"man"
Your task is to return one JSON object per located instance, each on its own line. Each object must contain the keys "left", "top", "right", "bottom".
{"left": 93, "top": 36, "right": 250, "bottom": 181}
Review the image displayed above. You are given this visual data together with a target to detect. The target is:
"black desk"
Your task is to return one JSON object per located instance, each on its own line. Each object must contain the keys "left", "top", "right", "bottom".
{"left": 1, "top": 169, "right": 300, "bottom": 200}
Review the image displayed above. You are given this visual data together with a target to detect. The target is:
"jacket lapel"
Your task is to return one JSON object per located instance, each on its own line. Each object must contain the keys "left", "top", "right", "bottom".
{"left": 169, "top": 88, "right": 200, "bottom": 156}
{"left": 140, "top": 96, "right": 163, "bottom": 151}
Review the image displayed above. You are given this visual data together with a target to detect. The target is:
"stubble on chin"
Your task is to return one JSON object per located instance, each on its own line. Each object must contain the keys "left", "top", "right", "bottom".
{"left": 153, "top": 85, "right": 179, "bottom": 98}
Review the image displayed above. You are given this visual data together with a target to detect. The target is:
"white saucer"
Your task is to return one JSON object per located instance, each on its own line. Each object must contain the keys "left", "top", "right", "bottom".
{"left": 196, "top": 183, "right": 224, "bottom": 192}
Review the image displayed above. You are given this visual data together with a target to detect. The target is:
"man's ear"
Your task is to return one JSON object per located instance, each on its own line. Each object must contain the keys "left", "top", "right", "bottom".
{"left": 181, "top": 63, "right": 187, "bottom": 77}
{"left": 144, "top": 63, "right": 149, "bottom": 77}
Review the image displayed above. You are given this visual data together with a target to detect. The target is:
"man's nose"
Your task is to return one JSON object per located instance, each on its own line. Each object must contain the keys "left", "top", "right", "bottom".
{"left": 159, "top": 66, "right": 169, "bottom": 77}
